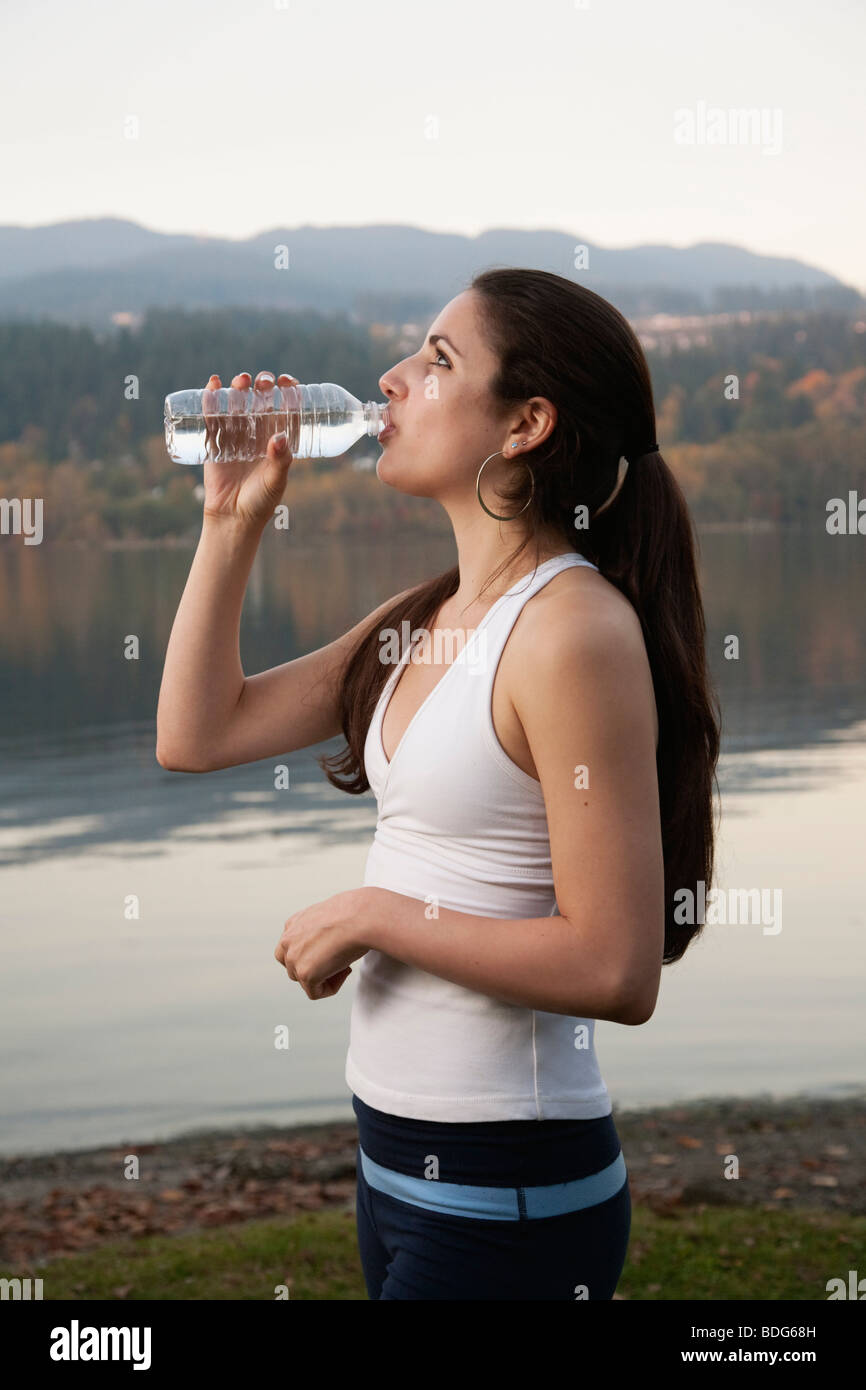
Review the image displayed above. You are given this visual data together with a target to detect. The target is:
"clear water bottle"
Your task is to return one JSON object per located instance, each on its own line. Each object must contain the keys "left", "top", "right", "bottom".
{"left": 164, "top": 381, "right": 391, "bottom": 465}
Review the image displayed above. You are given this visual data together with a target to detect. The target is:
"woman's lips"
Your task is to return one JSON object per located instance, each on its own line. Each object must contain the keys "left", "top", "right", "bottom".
{"left": 380, "top": 423, "right": 396, "bottom": 439}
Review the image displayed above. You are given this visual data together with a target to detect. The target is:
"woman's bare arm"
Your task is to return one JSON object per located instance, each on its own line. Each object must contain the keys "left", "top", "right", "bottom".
{"left": 156, "top": 364, "right": 417, "bottom": 773}
{"left": 156, "top": 511, "right": 414, "bottom": 772}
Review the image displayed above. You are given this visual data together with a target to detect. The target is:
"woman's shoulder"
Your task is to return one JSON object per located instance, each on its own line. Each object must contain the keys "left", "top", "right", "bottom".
{"left": 511, "top": 560, "right": 644, "bottom": 657}
{"left": 502, "top": 560, "right": 655, "bottom": 730}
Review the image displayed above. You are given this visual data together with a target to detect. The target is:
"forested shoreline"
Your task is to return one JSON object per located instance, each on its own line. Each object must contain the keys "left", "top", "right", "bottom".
{"left": 1, "top": 307, "right": 865, "bottom": 541}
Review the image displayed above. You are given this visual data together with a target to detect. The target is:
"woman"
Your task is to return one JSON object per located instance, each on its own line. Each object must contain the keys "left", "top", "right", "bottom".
{"left": 156, "top": 267, "right": 720, "bottom": 1301}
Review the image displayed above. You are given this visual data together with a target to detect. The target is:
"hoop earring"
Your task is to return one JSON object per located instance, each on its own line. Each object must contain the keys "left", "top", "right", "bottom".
{"left": 476, "top": 444, "right": 536, "bottom": 521}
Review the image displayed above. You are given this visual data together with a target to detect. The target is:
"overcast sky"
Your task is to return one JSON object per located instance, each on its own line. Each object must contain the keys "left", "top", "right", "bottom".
{"left": 2, "top": 0, "right": 863, "bottom": 290}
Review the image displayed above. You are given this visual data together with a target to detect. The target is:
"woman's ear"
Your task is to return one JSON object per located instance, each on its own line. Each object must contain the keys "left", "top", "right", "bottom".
{"left": 523, "top": 397, "right": 557, "bottom": 449}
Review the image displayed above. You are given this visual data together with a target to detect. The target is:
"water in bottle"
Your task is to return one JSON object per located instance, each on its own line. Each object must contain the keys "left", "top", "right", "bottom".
{"left": 164, "top": 382, "right": 391, "bottom": 466}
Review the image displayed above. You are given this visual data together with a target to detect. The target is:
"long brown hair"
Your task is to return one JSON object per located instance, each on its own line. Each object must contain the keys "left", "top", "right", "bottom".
{"left": 318, "top": 267, "right": 721, "bottom": 964}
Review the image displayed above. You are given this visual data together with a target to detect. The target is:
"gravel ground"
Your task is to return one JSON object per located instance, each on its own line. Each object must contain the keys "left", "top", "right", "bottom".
{"left": 1, "top": 1091, "right": 863, "bottom": 1265}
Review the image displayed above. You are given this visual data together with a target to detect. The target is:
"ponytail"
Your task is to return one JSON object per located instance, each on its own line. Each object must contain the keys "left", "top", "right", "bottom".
{"left": 582, "top": 449, "right": 721, "bottom": 962}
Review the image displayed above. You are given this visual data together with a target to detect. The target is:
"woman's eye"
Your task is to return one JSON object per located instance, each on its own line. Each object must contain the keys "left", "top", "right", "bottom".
{"left": 430, "top": 351, "right": 452, "bottom": 369}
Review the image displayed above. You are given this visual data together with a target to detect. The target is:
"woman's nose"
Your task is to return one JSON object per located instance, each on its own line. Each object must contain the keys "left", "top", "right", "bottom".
{"left": 379, "top": 371, "right": 399, "bottom": 399}
{"left": 379, "top": 355, "right": 416, "bottom": 400}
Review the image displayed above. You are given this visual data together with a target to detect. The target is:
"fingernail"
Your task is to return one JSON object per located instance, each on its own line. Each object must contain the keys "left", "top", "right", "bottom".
{"left": 273, "top": 432, "right": 287, "bottom": 452}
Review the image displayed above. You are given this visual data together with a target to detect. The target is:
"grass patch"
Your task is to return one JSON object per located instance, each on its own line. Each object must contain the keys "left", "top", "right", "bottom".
{"left": 11, "top": 1203, "right": 861, "bottom": 1300}
{"left": 624, "top": 1204, "right": 861, "bottom": 1300}
{"left": 19, "top": 1209, "right": 365, "bottom": 1301}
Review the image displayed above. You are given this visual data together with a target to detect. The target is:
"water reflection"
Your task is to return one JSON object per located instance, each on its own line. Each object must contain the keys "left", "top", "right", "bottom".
{"left": 0, "top": 528, "right": 864, "bottom": 866}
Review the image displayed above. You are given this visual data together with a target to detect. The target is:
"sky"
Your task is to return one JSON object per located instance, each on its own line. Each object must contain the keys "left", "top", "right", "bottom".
{"left": 1, "top": 0, "right": 864, "bottom": 291}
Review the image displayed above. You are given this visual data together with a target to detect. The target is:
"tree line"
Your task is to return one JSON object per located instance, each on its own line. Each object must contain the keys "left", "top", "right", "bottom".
{"left": 0, "top": 306, "right": 864, "bottom": 540}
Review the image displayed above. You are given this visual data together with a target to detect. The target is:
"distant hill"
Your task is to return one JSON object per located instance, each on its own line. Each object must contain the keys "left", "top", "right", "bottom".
{"left": 0, "top": 218, "right": 858, "bottom": 327}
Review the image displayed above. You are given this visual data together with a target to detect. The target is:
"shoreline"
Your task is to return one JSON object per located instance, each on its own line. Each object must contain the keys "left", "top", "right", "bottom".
{"left": 1, "top": 1091, "right": 863, "bottom": 1265}
{"left": 3, "top": 1084, "right": 862, "bottom": 1169}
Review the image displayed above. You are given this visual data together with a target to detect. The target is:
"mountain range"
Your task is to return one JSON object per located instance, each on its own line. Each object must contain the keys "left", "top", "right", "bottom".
{"left": 0, "top": 218, "right": 857, "bottom": 327}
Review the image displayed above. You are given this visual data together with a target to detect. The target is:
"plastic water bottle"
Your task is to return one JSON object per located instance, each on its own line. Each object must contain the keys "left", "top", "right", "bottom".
{"left": 164, "top": 382, "right": 391, "bottom": 465}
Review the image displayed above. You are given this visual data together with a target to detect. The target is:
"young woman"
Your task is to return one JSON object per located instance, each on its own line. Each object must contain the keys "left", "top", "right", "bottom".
{"left": 156, "top": 267, "right": 720, "bottom": 1301}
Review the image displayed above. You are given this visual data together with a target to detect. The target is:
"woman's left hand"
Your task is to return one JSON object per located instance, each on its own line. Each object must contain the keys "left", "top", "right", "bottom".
{"left": 274, "top": 887, "right": 375, "bottom": 999}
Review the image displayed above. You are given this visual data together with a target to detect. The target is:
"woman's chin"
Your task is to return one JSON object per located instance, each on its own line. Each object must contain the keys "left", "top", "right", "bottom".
{"left": 375, "top": 444, "right": 444, "bottom": 500}
{"left": 375, "top": 452, "right": 432, "bottom": 498}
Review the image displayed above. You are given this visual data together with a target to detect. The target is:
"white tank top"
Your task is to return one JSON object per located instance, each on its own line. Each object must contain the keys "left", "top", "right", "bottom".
{"left": 345, "top": 551, "right": 613, "bottom": 1121}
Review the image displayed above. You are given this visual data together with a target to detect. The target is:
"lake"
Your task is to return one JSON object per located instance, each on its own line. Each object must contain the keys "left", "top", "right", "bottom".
{"left": 0, "top": 527, "right": 863, "bottom": 1155}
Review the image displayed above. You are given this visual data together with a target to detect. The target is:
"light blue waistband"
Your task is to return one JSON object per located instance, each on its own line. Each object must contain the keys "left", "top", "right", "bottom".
{"left": 359, "top": 1146, "right": 627, "bottom": 1221}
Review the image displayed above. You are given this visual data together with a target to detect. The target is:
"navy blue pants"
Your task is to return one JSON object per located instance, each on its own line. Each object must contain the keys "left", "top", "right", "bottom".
{"left": 353, "top": 1094, "right": 631, "bottom": 1301}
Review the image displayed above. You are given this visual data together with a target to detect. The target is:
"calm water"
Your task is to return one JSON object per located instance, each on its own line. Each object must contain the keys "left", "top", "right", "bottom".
{"left": 0, "top": 529, "right": 864, "bottom": 1155}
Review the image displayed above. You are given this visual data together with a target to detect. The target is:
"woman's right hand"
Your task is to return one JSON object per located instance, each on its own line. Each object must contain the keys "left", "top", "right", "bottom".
{"left": 201, "top": 370, "right": 297, "bottom": 527}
